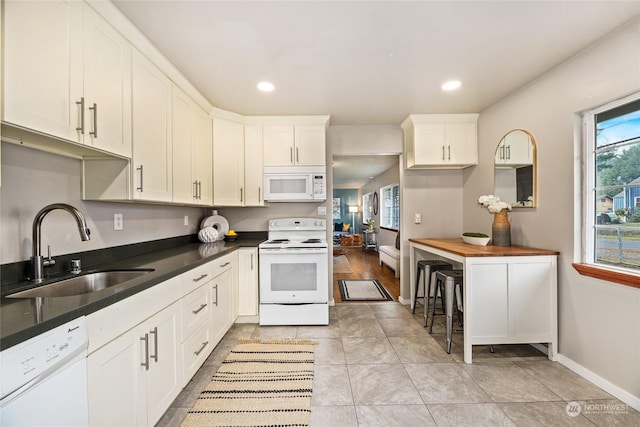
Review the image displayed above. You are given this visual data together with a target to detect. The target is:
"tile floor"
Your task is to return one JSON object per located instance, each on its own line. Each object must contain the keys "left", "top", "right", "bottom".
{"left": 158, "top": 302, "right": 639, "bottom": 426}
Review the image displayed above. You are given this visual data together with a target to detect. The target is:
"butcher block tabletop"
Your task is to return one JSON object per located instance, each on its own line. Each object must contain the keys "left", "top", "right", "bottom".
{"left": 409, "top": 238, "right": 559, "bottom": 257}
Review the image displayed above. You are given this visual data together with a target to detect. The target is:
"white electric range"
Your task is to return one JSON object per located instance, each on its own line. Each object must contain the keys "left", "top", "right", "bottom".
{"left": 258, "top": 218, "right": 329, "bottom": 325}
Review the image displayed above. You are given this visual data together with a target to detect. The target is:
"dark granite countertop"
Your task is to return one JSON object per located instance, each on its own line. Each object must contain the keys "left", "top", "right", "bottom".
{"left": 0, "top": 234, "right": 265, "bottom": 350}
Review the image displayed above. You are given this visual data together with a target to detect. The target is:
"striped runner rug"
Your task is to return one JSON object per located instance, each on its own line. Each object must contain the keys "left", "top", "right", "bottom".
{"left": 181, "top": 339, "right": 316, "bottom": 427}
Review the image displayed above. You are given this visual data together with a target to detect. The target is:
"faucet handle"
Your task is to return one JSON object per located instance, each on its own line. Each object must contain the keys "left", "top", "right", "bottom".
{"left": 43, "top": 245, "right": 56, "bottom": 267}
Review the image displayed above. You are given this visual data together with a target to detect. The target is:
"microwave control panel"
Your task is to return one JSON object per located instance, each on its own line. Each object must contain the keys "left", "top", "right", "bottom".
{"left": 313, "top": 175, "right": 325, "bottom": 196}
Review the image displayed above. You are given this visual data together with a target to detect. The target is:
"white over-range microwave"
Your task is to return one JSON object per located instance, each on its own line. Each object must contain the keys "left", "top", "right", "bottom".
{"left": 263, "top": 166, "right": 326, "bottom": 202}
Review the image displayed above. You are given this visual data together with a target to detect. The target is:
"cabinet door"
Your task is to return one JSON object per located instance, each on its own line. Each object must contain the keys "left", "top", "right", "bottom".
{"left": 87, "top": 324, "right": 147, "bottom": 427}
{"left": 3, "top": 0, "right": 83, "bottom": 142}
{"left": 132, "top": 50, "right": 173, "bottom": 202}
{"left": 82, "top": 6, "right": 132, "bottom": 157}
{"left": 414, "top": 124, "right": 447, "bottom": 165}
{"left": 213, "top": 118, "right": 244, "bottom": 206}
{"left": 294, "top": 125, "right": 326, "bottom": 166}
{"left": 172, "top": 88, "right": 195, "bottom": 204}
{"left": 263, "top": 125, "right": 295, "bottom": 166}
{"left": 446, "top": 123, "right": 477, "bottom": 165}
{"left": 210, "top": 269, "right": 234, "bottom": 347}
{"left": 244, "top": 124, "right": 264, "bottom": 206}
{"left": 145, "top": 302, "right": 182, "bottom": 426}
{"left": 193, "top": 106, "right": 213, "bottom": 205}
{"left": 237, "top": 249, "right": 259, "bottom": 316}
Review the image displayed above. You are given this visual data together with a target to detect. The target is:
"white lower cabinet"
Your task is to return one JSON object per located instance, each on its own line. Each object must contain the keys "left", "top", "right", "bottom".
{"left": 87, "top": 301, "right": 182, "bottom": 427}
{"left": 211, "top": 267, "right": 234, "bottom": 347}
{"left": 237, "top": 248, "right": 259, "bottom": 319}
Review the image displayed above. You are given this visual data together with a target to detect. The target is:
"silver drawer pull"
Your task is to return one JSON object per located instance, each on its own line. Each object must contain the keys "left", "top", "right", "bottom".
{"left": 193, "top": 273, "right": 208, "bottom": 282}
{"left": 194, "top": 341, "right": 209, "bottom": 356}
{"left": 140, "top": 333, "right": 149, "bottom": 370}
{"left": 220, "top": 261, "right": 230, "bottom": 268}
{"left": 192, "top": 303, "right": 207, "bottom": 315}
{"left": 149, "top": 326, "right": 158, "bottom": 363}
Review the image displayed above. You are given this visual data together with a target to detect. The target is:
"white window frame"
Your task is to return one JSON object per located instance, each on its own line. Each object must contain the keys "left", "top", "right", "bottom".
{"left": 380, "top": 184, "right": 399, "bottom": 230}
{"left": 580, "top": 92, "right": 640, "bottom": 279}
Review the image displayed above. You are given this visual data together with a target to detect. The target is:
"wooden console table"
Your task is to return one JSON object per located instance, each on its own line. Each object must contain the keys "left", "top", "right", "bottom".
{"left": 409, "top": 237, "right": 559, "bottom": 364}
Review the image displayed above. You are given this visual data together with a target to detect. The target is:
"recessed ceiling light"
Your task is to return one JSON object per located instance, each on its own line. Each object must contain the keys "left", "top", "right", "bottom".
{"left": 442, "top": 80, "right": 461, "bottom": 91}
{"left": 257, "top": 81, "right": 275, "bottom": 92}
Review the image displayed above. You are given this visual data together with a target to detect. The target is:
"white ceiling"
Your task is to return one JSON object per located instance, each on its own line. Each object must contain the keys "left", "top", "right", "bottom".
{"left": 333, "top": 155, "right": 399, "bottom": 188}
{"left": 113, "top": 0, "right": 640, "bottom": 127}
{"left": 113, "top": 0, "right": 640, "bottom": 187}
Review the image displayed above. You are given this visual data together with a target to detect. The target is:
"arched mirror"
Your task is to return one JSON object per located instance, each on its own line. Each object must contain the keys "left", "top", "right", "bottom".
{"left": 494, "top": 129, "right": 537, "bottom": 207}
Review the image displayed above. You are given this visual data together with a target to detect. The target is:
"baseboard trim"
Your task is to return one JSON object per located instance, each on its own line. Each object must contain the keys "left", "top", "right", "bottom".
{"left": 398, "top": 296, "right": 409, "bottom": 305}
{"left": 558, "top": 354, "right": 640, "bottom": 412}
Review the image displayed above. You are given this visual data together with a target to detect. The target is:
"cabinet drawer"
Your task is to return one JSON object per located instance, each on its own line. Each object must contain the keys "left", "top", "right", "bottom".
{"left": 209, "top": 253, "right": 235, "bottom": 278}
{"left": 181, "top": 262, "right": 213, "bottom": 295}
{"left": 182, "top": 322, "right": 212, "bottom": 385}
{"left": 181, "top": 284, "right": 210, "bottom": 338}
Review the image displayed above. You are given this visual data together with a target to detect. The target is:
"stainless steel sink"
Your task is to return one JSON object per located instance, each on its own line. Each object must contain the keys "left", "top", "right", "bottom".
{"left": 7, "top": 269, "right": 155, "bottom": 298}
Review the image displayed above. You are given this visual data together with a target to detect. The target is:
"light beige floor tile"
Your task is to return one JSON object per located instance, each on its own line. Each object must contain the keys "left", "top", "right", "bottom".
{"left": 378, "top": 317, "right": 428, "bottom": 336}
{"left": 342, "top": 337, "right": 400, "bottom": 364}
{"left": 428, "top": 403, "right": 516, "bottom": 427}
{"left": 311, "top": 364, "right": 354, "bottom": 406}
{"left": 250, "top": 325, "right": 298, "bottom": 339}
{"left": 313, "top": 338, "right": 347, "bottom": 365}
{"left": 463, "top": 362, "right": 562, "bottom": 402}
{"left": 336, "top": 303, "right": 376, "bottom": 320}
{"left": 309, "top": 405, "right": 358, "bottom": 427}
{"left": 348, "top": 364, "right": 422, "bottom": 405}
{"left": 297, "top": 323, "right": 342, "bottom": 339}
{"left": 355, "top": 404, "right": 436, "bottom": 426}
{"left": 577, "top": 399, "right": 640, "bottom": 427}
{"left": 406, "top": 363, "right": 492, "bottom": 404}
{"left": 499, "top": 401, "right": 597, "bottom": 426}
{"left": 339, "top": 318, "right": 386, "bottom": 337}
{"left": 370, "top": 302, "right": 416, "bottom": 319}
{"left": 515, "top": 360, "right": 613, "bottom": 401}
{"left": 388, "top": 335, "right": 455, "bottom": 363}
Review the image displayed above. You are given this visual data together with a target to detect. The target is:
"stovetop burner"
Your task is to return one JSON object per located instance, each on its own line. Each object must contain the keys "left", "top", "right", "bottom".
{"left": 302, "top": 238, "right": 321, "bottom": 244}
{"left": 265, "top": 239, "right": 289, "bottom": 244}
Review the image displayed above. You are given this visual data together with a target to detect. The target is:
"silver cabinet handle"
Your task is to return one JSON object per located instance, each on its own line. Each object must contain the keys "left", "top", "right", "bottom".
{"left": 212, "top": 284, "right": 219, "bottom": 307}
{"left": 296, "top": 147, "right": 299, "bottom": 163}
{"left": 290, "top": 147, "right": 293, "bottom": 164}
{"left": 220, "top": 261, "right": 230, "bottom": 268}
{"left": 240, "top": 187, "right": 243, "bottom": 203}
{"left": 506, "top": 145, "right": 511, "bottom": 160}
{"left": 192, "top": 303, "right": 207, "bottom": 315}
{"left": 441, "top": 145, "right": 445, "bottom": 161}
{"left": 149, "top": 326, "right": 158, "bottom": 363}
{"left": 198, "top": 181, "right": 202, "bottom": 200}
{"left": 89, "top": 103, "right": 97, "bottom": 138}
{"left": 500, "top": 145, "right": 505, "bottom": 160}
{"left": 193, "top": 181, "right": 198, "bottom": 199}
{"left": 136, "top": 165, "right": 143, "bottom": 192}
{"left": 447, "top": 145, "right": 451, "bottom": 160}
{"left": 258, "top": 187, "right": 261, "bottom": 203}
{"left": 193, "top": 273, "right": 208, "bottom": 282}
{"left": 250, "top": 253, "right": 253, "bottom": 270}
{"left": 194, "top": 341, "right": 209, "bottom": 356}
{"left": 140, "top": 333, "right": 149, "bottom": 370}
{"left": 76, "top": 97, "right": 85, "bottom": 134}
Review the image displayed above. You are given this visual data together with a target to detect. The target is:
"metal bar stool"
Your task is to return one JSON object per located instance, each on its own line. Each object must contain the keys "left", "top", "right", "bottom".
{"left": 433, "top": 269, "right": 464, "bottom": 354}
{"left": 413, "top": 260, "right": 452, "bottom": 319}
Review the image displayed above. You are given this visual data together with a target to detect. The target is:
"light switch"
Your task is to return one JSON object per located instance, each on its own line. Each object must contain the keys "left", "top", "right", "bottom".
{"left": 114, "top": 214, "right": 123, "bottom": 230}
{"left": 184, "top": 216, "right": 189, "bottom": 226}
{"left": 414, "top": 213, "right": 422, "bottom": 224}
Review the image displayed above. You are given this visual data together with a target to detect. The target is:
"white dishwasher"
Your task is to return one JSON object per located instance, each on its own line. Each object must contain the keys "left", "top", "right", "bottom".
{"left": 0, "top": 316, "right": 89, "bottom": 426}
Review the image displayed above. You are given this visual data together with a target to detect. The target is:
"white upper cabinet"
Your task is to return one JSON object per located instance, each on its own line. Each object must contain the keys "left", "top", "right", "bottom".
{"left": 244, "top": 124, "right": 265, "bottom": 206}
{"left": 3, "top": 0, "right": 131, "bottom": 157}
{"left": 213, "top": 117, "right": 245, "bottom": 206}
{"left": 3, "top": 0, "right": 83, "bottom": 142}
{"left": 132, "top": 50, "right": 173, "bottom": 202}
{"left": 402, "top": 114, "right": 479, "bottom": 169}
{"left": 172, "top": 86, "right": 212, "bottom": 205}
{"left": 263, "top": 123, "right": 327, "bottom": 166}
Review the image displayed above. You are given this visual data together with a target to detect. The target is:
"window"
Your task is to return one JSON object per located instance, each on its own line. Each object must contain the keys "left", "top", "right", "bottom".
{"left": 581, "top": 94, "right": 640, "bottom": 281}
{"left": 362, "top": 192, "right": 372, "bottom": 224}
{"left": 380, "top": 184, "right": 399, "bottom": 229}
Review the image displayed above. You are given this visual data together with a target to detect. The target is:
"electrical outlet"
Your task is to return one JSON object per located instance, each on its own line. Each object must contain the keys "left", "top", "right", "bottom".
{"left": 414, "top": 213, "right": 422, "bottom": 224}
{"left": 114, "top": 213, "right": 123, "bottom": 230}
{"left": 184, "top": 215, "right": 189, "bottom": 226}
{"left": 317, "top": 206, "right": 327, "bottom": 216}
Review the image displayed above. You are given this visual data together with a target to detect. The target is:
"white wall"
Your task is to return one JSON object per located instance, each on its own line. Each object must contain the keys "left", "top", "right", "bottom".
{"left": 1, "top": 143, "right": 203, "bottom": 264}
{"left": 463, "top": 18, "right": 640, "bottom": 406}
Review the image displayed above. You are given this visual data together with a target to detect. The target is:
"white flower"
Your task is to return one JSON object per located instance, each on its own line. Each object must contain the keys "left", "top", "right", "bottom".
{"left": 478, "top": 195, "right": 512, "bottom": 213}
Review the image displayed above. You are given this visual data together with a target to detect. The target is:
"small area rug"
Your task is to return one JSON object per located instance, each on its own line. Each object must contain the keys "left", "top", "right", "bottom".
{"left": 333, "top": 254, "right": 353, "bottom": 273}
{"left": 181, "top": 339, "right": 316, "bottom": 427}
{"left": 338, "top": 279, "right": 393, "bottom": 302}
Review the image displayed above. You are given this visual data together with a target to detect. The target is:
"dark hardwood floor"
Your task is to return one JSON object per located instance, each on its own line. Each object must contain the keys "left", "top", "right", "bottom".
{"left": 332, "top": 246, "right": 400, "bottom": 303}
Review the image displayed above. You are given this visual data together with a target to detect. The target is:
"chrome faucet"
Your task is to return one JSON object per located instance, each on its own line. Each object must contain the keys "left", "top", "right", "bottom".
{"left": 31, "top": 203, "right": 91, "bottom": 283}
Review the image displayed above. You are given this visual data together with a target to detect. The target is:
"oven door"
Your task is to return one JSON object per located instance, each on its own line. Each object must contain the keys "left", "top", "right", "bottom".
{"left": 259, "top": 248, "right": 328, "bottom": 303}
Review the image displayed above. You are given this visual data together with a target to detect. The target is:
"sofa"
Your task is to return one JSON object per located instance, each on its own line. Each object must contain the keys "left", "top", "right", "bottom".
{"left": 379, "top": 232, "right": 400, "bottom": 278}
